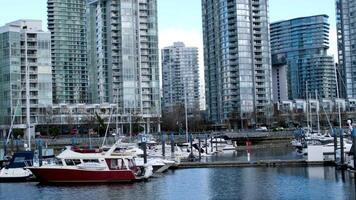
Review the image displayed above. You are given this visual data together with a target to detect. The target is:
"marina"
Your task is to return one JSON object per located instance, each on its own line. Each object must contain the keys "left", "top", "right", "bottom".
{"left": 0, "top": 0, "right": 355, "bottom": 199}
{"left": 2, "top": 122, "right": 356, "bottom": 200}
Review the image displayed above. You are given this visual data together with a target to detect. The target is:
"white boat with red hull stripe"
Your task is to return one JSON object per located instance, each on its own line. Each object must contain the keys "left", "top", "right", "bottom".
{"left": 27, "top": 142, "right": 153, "bottom": 184}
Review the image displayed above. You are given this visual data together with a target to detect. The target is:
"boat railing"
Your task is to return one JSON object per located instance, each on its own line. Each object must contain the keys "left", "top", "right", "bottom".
{"left": 22, "top": 157, "right": 58, "bottom": 167}
{"left": 23, "top": 159, "right": 34, "bottom": 167}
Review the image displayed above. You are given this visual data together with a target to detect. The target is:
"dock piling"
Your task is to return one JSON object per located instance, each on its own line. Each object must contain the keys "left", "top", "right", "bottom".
{"left": 170, "top": 133, "right": 175, "bottom": 153}
{"left": 143, "top": 142, "right": 147, "bottom": 164}
{"left": 340, "top": 128, "right": 345, "bottom": 165}
{"left": 210, "top": 137, "right": 213, "bottom": 153}
{"left": 38, "top": 139, "right": 43, "bottom": 167}
{"left": 205, "top": 135, "right": 208, "bottom": 154}
{"left": 190, "top": 134, "right": 193, "bottom": 154}
{"left": 10, "top": 137, "right": 14, "bottom": 153}
{"left": 2, "top": 139, "right": 6, "bottom": 158}
{"left": 162, "top": 133, "right": 166, "bottom": 157}
{"left": 15, "top": 139, "right": 19, "bottom": 152}
{"left": 198, "top": 138, "right": 201, "bottom": 160}
{"left": 352, "top": 129, "right": 356, "bottom": 169}
{"left": 333, "top": 128, "right": 337, "bottom": 162}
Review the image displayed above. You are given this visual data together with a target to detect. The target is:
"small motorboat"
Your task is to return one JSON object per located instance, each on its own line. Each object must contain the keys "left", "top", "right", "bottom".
{"left": 0, "top": 151, "right": 34, "bottom": 182}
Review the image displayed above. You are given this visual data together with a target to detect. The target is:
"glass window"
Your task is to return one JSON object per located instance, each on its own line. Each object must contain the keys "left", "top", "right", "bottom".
{"left": 83, "top": 159, "right": 99, "bottom": 163}
{"left": 111, "top": 159, "right": 118, "bottom": 169}
{"left": 65, "top": 159, "right": 74, "bottom": 166}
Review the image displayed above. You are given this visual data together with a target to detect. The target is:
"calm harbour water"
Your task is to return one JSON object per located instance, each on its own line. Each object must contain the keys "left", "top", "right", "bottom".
{"left": 1, "top": 167, "right": 355, "bottom": 200}
{"left": 204, "top": 144, "right": 301, "bottom": 162}
{"left": 1, "top": 146, "right": 355, "bottom": 200}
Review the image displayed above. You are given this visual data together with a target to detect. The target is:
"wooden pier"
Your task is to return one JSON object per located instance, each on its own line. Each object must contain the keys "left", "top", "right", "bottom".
{"left": 173, "top": 160, "right": 335, "bottom": 169}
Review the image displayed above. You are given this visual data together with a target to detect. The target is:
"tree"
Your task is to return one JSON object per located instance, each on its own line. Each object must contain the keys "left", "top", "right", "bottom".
{"left": 95, "top": 112, "right": 106, "bottom": 137}
{"left": 49, "top": 126, "right": 60, "bottom": 138}
{"left": 12, "top": 129, "right": 24, "bottom": 139}
{"left": 161, "top": 104, "right": 185, "bottom": 132}
{"left": 227, "top": 110, "right": 240, "bottom": 130}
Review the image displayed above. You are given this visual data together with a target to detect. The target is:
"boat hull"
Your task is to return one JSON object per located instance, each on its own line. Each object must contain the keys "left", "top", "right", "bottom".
{"left": 0, "top": 168, "right": 33, "bottom": 182}
{"left": 28, "top": 168, "right": 138, "bottom": 183}
{"left": 0, "top": 176, "right": 32, "bottom": 182}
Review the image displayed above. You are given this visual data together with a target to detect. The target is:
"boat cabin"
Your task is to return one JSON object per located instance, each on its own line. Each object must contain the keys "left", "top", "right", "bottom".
{"left": 105, "top": 158, "right": 137, "bottom": 170}
{"left": 55, "top": 155, "right": 138, "bottom": 171}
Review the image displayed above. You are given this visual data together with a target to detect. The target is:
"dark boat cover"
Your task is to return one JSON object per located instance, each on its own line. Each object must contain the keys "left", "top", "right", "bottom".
{"left": 7, "top": 151, "right": 34, "bottom": 168}
{"left": 349, "top": 145, "right": 354, "bottom": 156}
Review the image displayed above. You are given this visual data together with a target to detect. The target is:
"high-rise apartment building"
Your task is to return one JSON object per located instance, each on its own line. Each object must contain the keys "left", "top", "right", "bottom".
{"left": 162, "top": 42, "right": 200, "bottom": 112}
{"left": 202, "top": 0, "right": 273, "bottom": 126}
{"left": 271, "top": 61, "right": 288, "bottom": 103}
{"left": 87, "top": 0, "right": 160, "bottom": 126}
{"left": 336, "top": 0, "right": 356, "bottom": 98}
{"left": 0, "top": 20, "right": 52, "bottom": 125}
{"left": 271, "top": 15, "right": 336, "bottom": 101}
{"left": 48, "top": 0, "right": 88, "bottom": 104}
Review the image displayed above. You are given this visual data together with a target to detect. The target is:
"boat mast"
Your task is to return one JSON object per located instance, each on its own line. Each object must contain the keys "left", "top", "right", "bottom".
{"left": 184, "top": 77, "right": 188, "bottom": 143}
{"left": 24, "top": 26, "right": 31, "bottom": 151}
{"left": 102, "top": 106, "right": 113, "bottom": 147}
{"left": 7, "top": 41, "right": 13, "bottom": 144}
{"left": 306, "top": 81, "right": 309, "bottom": 129}
{"left": 129, "top": 109, "right": 132, "bottom": 142}
{"left": 116, "top": 88, "right": 119, "bottom": 136}
{"left": 334, "top": 63, "right": 342, "bottom": 129}
{"left": 6, "top": 100, "right": 20, "bottom": 145}
{"left": 309, "top": 93, "right": 313, "bottom": 133}
{"left": 316, "top": 89, "right": 320, "bottom": 134}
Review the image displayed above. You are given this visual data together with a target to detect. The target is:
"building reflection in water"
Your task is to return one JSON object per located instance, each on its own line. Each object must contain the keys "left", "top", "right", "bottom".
{"left": 207, "top": 167, "right": 356, "bottom": 200}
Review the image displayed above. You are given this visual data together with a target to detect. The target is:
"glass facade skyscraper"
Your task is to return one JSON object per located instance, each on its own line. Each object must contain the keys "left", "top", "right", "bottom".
{"left": 48, "top": 0, "right": 88, "bottom": 104}
{"left": 87, "top": 0, "right": 160, "bottom": 124}
{"left": 336, "top": 0, "right": 356, "bottom": 98}
{"left": 271, "top": 15, "right": 336, "bottom": 100}
{"left": 202, "top": 0, "right": 273, "bottom": 126}
{"left": 162, "top": 42, "right": 200, "bottom": 112}
{"left": 0, "top": 20, "right": 52, "bottom": 125}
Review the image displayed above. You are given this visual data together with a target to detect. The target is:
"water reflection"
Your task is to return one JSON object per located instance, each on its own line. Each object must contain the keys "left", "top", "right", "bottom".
{"left": 1, "top": 167, "right": 354, "bottom": 200}
{"left": 207, "top": 167, "right": 356, "bottom": 200}
{"left": 205, "top": 145, "right": 302, "bottom": 162}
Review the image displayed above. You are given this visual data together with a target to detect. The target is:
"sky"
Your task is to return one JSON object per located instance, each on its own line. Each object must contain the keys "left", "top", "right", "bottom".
{"left": 0, "top": 0, "right": 338, "bottom": 93}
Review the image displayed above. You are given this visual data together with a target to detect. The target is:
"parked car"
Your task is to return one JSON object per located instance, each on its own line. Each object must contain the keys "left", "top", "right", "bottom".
{"left": 256, "top": 126, "right": 268, "bottom": 132}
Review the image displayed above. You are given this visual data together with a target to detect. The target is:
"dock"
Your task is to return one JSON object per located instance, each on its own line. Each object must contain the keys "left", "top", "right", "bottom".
{"left": 173, "top": 160, "right": 334, "bottom": 169}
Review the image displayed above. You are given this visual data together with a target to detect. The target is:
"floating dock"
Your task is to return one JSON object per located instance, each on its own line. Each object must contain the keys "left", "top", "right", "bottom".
{"left": 173, "top": 160, "right": 334, "bottom": 169}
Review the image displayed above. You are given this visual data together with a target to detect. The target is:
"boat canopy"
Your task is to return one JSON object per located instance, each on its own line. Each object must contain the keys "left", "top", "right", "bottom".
{"left": 7, "top": 151, "right": 34, "bottom": 168}
{"left": 57, "top": 147, "right": 135, "bottom": 160}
